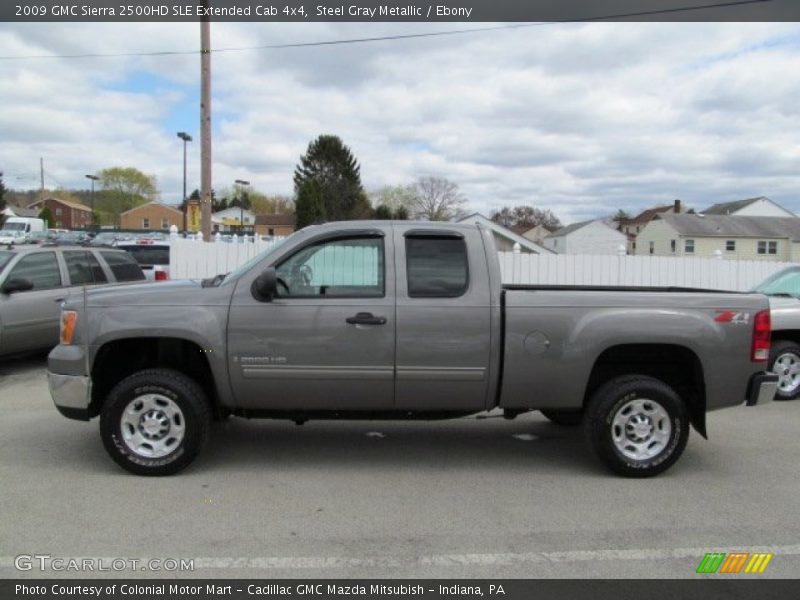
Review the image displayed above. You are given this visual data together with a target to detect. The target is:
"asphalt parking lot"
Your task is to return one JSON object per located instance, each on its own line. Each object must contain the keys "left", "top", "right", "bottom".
{"left": 1, "top": 354, "right": 799, "bottom": 579}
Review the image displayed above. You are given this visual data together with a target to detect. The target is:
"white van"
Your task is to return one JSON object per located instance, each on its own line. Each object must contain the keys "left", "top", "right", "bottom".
{"left": 0, "top": 218, "right": 46, "bottom": 245}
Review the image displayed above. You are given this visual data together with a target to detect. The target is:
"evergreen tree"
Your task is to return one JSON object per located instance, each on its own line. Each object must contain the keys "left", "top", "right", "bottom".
{"left": 295, "top": 179, "right": 326, "bottom": 229}
{"left": 374, "top": 204, "right": 393, "bottom": 220}
{"left": 38, "top": 207, "right": 54, "bottom": 228}
{"left": 293, "top": 135, "right": 370, "bottom": 222}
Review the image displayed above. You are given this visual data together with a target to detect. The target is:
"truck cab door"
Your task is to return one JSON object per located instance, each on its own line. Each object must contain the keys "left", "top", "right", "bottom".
{"left": 227, "top": 229, "right": 396, "bottom": 410}
{"left": 394, "top": 227, "right": 493, "bottom": 411}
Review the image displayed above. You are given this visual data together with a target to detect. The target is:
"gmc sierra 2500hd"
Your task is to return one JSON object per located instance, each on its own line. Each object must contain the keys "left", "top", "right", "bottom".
{"left": 47, "top": 221, "right": 778, "bottom": 477}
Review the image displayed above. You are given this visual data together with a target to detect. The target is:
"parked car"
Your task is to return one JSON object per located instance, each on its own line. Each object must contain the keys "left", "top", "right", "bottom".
{"left": 0, "top": 246, "right": 145, "bottom": 357}
{"left": 751, "top": 266, "right": 800, "bottom": 400}
{"left": 47, "top": 221, "right": 776, "bottom": 477}
{"left": 26, "top": 230, "right": 57, "bottom": 245}
{"left": 113, "top": 239, "right": 170, "bottom": 281}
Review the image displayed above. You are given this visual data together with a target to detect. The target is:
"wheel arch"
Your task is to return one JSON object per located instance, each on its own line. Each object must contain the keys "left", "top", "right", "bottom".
{"left": 584, "top": 343, "right": 707, "bottom": 438}
{"left": 89, "top": 337, "right": 225, "bottom": 420}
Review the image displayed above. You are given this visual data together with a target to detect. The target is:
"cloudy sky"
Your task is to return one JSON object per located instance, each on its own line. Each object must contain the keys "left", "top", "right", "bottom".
{"left": 1, "top": 21, "right": 799, "bottom": 223}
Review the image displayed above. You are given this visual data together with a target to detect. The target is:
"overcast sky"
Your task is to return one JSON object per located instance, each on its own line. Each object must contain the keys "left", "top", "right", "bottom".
{"left": 1, "top": 21, "right": 799, "bottom": 223}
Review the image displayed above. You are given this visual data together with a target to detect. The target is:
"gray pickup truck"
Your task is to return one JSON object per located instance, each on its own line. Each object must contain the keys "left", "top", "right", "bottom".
{"left": 47, "top": 221, "right": 778, "bottom": 477}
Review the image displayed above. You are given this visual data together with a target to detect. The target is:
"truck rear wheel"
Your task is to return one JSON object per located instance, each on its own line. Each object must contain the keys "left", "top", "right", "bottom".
{"left": 100, "top": 369, "right": 211, "bottom": 476}
{"left": 584, "top": 375, "right": 689, "bottom": 477}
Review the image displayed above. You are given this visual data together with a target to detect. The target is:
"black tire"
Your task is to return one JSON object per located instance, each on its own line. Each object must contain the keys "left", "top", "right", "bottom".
{"left": 584, "top": 375, "right": 690, "bottom": 478}
{"left": 769, "top": 340, "right": 800, "bottom": 401}
{"left": 540, "top": 409, "right": 583, "bottom": 426}
{"left": 100, "top": 368, "right": 211, "bottom": 476}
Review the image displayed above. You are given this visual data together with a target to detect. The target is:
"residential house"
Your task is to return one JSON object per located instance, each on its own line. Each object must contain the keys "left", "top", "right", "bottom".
{"left": 543, "top": 220, "right": 628, "bottom": 255}
{"left": 254, "top": 214, "right": 296, "bottom": 237}
{"left": 120, "top": 201, "right": 183, "bottom": 231}
{"left": 637, "top": 214, "right": 800, "bottom": 261}
{"left": 27, "top": 197, "right": 92, "bottom": 229}
{"left": 516, "top": 224, "right": 554, "bottom": 246}
{"left": 618, "top": 200, "right": 685, "bottom": 254}
{"left": 458, "top": 214, "right": 553, "bottom": 254}
{"left": 212, "top": 207, "right": 256, "bottom": 233}
{"left": 2, "top": 205, "right": 40, "bottom": 218}
{"left": 701, "top": 196, "right": 795, "bottom": 218}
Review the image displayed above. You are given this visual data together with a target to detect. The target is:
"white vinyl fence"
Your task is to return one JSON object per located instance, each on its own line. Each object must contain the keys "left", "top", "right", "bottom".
{"left": 169, "top": 236, "right": 793, "bottom": 292}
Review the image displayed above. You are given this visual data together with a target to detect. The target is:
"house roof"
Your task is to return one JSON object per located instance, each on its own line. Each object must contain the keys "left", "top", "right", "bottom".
{"left": 701, "top": 196, "right": 789, "bottom": 215}
{"left": 546, "top": 220, "right": 594, "bottom": 238}
{"left": 29, "top": 197, "right": 91, "bottom": 212}
{"left": 120, "top": 201, "right": 182, "bottom": 216}
{"left": 656, "top": 214, "right": 800, "bottom": 241}
{"left": 254, "top": 214, "right": 296, "bottom": 227}
{"left": 625, "top": 205, "right": 675, "bottom": 225}
{"left": 4, "top": 206, "right": 40, "bottom": 218}
{"left": 457, "top": 213, "right": 554, "bottom": 254}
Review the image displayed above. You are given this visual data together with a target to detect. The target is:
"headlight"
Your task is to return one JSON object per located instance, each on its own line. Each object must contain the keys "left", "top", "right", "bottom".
{"left": 60, "top": 311, "right": 78, "bottom": 345}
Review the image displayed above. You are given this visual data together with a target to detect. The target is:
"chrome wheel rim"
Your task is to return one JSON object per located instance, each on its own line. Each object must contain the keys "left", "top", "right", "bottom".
{"left": 120, "top": 394, "right": 185, "bottom": 458}
{"left": 773, "top": 352, "right": 800, "bottom": 394}
{"left": 611, "top": 398, "right": 672, "bottom": 461}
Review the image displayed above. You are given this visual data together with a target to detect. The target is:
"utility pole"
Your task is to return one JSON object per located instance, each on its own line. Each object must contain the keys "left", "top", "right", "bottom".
{"left": 40, "top": 157, "right": 45, "bottom": 201}
{"left": 235, "top": 179, "right": 250, "bottom": 234}
{"left": 200, "top": 5, "right": 212, "bottom": 241}
{"left": 85, "top": 174, "right": 99, "bottom": 231}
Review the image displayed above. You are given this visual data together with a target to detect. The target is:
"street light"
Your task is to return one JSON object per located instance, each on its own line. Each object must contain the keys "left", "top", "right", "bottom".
{"left": 85, "top": 174, "right": 99, "bottom": 231}
{"left": 177, "top": 132, "right": 193, "bottom": 233}
{"left": 234, "top": 179, "right": 250, "bottom": 234}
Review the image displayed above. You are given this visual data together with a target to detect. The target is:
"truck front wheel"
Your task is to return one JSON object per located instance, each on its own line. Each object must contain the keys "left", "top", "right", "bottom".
{"left": 100, "top": 369, "right": 211, "bottom": 476}
{"left": 584, "top": 375, "right": 689, "bottom": 477}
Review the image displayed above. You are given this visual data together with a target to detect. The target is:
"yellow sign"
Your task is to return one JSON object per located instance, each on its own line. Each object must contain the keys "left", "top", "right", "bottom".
{"left": 187, "top": 203, "right": 201, "bottom": 232}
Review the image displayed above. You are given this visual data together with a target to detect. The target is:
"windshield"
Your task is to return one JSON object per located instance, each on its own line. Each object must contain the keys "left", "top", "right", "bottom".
{"left": 751, "top": 268, "right": 800, "bottom": 296}
{"left": 2, "top": 223, "right": 26, "bottom": 232}
{"left": 223, "top": 234, "right": 296, "bottom": 282}
{"left": 0, "top": 250, "right": 13, "bottom": 272}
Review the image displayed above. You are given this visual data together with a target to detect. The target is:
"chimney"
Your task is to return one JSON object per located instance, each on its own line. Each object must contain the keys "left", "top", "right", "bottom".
{"left": 674, "top": 199, "right": 681, "bottom": 213}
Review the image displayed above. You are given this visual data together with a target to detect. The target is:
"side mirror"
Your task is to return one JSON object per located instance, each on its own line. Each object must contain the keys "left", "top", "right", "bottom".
{"left": 1, "top": 278, "right": 34, "bottom": 294}
{"left": 251, "top": 267, "right": 277, "bottom": 302}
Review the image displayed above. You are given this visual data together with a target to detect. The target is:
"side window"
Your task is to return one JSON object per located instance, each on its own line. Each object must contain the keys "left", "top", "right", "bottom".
{"left": 100, "top": 251, "right": 146, "bottom": 282}
{"left": 63, "top": 251, "right": 93, "bottom": 285}
{"left": 86, "top": 252, "right": 108, "bottom": 283}
{"left": 7, "top": 252, "right": 62, "bottom": 290}
{"left": 275, "top": 236, "right": 384, "bottom": 298}
{"left": 405, "top": 236, "right": 468, "bottom": 298}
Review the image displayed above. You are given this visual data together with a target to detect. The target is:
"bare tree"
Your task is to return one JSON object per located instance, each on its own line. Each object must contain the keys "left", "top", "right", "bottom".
{"left": 490, "top": 205, "right": 562, "bottom": 230}
{"left": 409, "top": 176, "right": 467, "bottom": 221}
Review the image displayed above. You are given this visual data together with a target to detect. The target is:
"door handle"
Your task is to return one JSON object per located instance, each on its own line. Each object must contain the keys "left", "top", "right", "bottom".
{"left": 346, "top": 312, "right": 387, "bottom": 326}
{"left": 54, "top": 298, "right": 65, "bottom": 304}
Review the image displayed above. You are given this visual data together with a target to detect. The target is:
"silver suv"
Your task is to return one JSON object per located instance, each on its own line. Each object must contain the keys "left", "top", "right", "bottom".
{"left": 0, "top": 246, "right": 145, "bottom": 357}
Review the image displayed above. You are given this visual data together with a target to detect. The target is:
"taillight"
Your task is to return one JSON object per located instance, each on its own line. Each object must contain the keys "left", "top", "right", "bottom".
{"left": 751, "top": 309, "right": 771, "bottom": 362}
{"left": 155, "top": 270, "right": 168, "bottom": 281}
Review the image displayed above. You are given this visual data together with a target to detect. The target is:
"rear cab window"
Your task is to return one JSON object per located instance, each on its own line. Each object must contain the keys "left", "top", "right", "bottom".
{"left": 405, "top": 233, "right": 469, "bottom": 298}
{"left": 121, "top": 244, "right": 170, "bottom": 266}
{"left": 99, "top": 251, "right": 146, "bottom": 282}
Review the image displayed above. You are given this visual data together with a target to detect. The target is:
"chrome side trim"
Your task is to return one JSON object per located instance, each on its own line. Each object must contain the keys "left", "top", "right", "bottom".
{"left": 396, "top": 367, "right": 486, "bottom": 381}
{"left": 242, "top": 366, "right": 394, "bottom": 380}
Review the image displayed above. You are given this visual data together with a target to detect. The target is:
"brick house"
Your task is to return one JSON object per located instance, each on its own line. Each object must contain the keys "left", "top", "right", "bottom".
{"left": 28, "top": 197, "right": 92, "bottom": 230}
{"left": 254, "top": 214, "right": 296, "bottom": 237}
{"left": 120, "top": 202, "right": 183, "bottom": 231}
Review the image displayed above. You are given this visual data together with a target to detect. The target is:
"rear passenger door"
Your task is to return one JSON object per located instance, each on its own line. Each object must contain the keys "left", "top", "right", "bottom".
{"left": 394, "top": 228, "right": 493, "bottom": 411}
{"left": 0, "top": 251, "right": 66, "bottom": 353}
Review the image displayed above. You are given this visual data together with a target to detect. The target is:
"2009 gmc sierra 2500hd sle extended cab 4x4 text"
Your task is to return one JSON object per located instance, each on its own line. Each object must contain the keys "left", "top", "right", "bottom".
{"left": 47, "top": 221, "right": 778, "bottom": 477}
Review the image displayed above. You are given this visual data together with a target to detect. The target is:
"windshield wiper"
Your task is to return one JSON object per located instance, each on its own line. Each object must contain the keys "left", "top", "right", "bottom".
{"left": 201, "top": 272, "right": 228, "bottom": 288}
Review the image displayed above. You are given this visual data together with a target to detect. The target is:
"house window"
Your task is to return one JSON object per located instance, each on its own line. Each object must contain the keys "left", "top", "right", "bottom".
{"left": 649, "top": 241, "right": 654, "bottom": 255}
{"left": 632, "top": 242, "right": 636, "bottom": 251}
{"left": 161, "top": 218, "right": 169, "bottom": 229}
{"left": 685, "top": 239, "right": 695, "bottom": 254}
{"left": 142, "top": 218, "right": 150, "bottom": 229}
{"left": 636, "top": 226, "right": 640, "bottom": 233}
{"left": 726, "top": 240, "right": 736, "bottom": 252}
{"left": 268, "top": 228, "right": 275, "bottom": 235}
{"left": 670, "top": 240, "right": 676, "bottom": 253}
{"left": 55, "top": 208, "right": 62, "bottom": 216}
{"left": 757, "top": 241, "right": 777, "bottom": 255}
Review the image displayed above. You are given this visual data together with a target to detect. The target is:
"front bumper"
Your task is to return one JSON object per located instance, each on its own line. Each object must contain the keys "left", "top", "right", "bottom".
{"left": 48, "top": 371, "right": 92, "bottom": 421}
{"left": 746, "top": 372, "right": 779, "bottom": 406}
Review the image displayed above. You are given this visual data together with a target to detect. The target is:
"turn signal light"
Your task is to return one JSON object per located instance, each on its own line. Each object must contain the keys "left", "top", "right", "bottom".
{"left": 60, "top": 311, "right": 78, "bottom": 345}
{"left": 751, "top": 309, "right": 771, "bottom": 362}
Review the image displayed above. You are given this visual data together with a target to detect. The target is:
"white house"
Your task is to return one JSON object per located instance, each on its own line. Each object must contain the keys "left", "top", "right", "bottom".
{"left": 458, "top": 213, "right": 554, "bottom": 254}
{"left": 212, "top": 207, "right": 256, "bottom": 232}
{"left": 702, "top": 197, "right": 795, "bottom": 218}
{"left": 543, "top": 220, "right": 628, "bottom": 254}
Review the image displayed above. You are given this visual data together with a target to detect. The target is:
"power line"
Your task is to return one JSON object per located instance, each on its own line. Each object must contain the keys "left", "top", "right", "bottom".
{"left": 0, "top": 0, "right": 774, "bottom": 61}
